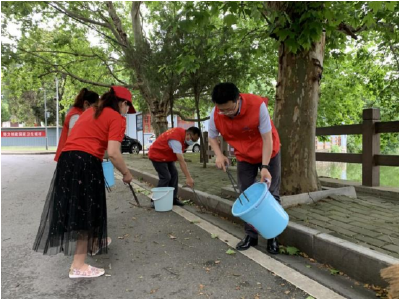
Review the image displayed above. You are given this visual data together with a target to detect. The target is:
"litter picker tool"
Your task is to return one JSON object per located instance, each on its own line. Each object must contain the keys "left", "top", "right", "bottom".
{"left": 128, "top": 183, "right": 141, "bottom": 207}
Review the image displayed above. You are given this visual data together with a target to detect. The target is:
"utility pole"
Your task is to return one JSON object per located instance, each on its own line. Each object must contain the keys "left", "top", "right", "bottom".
{"left": 44, "top": 89, "right": 48, "bottom": 150}
{"left": 55, "top": 77, "right": 59, "bottom": 146}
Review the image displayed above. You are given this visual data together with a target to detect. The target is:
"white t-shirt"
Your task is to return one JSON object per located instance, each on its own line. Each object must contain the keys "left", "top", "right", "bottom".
{"left": 69, "top": 114, "right": 80, "bottom": 129}
{"left": 168, "top": 140, "right": 183, "bottom": 154}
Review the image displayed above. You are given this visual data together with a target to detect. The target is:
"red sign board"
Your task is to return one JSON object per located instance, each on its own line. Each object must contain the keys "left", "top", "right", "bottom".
{"left": 1, "top": 131, "right": 46, "bottom": 137}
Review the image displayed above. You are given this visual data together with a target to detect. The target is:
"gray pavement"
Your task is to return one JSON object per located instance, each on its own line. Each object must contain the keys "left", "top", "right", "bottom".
{"left": 123, "top": 154, "right": 399, "bottom": 258}
{"left": 2, "top": 155, "right": 312, "bottom": 299}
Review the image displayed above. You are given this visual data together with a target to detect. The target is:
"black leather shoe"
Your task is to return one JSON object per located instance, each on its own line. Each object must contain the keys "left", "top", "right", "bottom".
{"left": 236, "top": 235, "right": 258, "bottom": 251}
{"left": 173, "top": 198, "right": 184, "bottom": 206}
{"left": 267, "top": 238, "right": 279, "bottom": 254}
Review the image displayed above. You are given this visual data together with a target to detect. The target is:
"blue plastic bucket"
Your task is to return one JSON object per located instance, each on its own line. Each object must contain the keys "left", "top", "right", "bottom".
{"left": 151, "top": 187, "right": 174, "bottom": 212}
{"left": 102, "top": 161, "right": 115, "bottom": 187}
{"left": 232, "top": 182, "right": 289, "bottom": 239}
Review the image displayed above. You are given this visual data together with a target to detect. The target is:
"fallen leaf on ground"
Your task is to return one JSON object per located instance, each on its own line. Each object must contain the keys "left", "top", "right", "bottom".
{"left": 169, "top": 235, "right": 177, "bottom": 240}
{"left": 211, "top": 234, "right": 218, "bottom": 239}
{"left": 215, "top": 260, "right": 220, "bottom": 264}
{"left": 105, "top": 274, "right": 111, "bottom": 277}
{"left": 199, "top": 284, "right": 205, "bottom": 290}
{"left": 226, "top": 249, "right": 236, "bottom": 255}
{"left": 284, "top": 290, "right": 290, "bottom": 294}
{"left": 150, "top": 289, "right": 158, "bottom": 294}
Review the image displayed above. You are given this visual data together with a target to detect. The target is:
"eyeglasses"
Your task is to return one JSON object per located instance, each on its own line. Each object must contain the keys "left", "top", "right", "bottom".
{"left": 217, "top": 101, "right": 238, "bottom": 115}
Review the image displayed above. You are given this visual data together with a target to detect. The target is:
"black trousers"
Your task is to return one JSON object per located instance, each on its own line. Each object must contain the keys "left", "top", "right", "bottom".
{"left": 237, "top": 151, "right": 281, "bottom": 239}
{"left": 151, "top": 160, "right": 179, "bottom": 199}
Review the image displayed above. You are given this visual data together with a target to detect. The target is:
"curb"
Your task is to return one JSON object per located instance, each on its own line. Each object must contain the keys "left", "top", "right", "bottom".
{"left": 221, "top": 186, "right": 357, "bottom": 208}
{"left": 128, "top": 166, "right": 398, "bottom": 287}
{"left": 1, "top": 152, "right": 56, "bottom": 155}
{"left": 319, "top": 178, "right": 399, "bottom": 200}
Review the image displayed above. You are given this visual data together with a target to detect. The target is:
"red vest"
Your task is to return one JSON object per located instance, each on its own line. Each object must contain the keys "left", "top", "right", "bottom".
{"left": 54, "top": 107, "right": 83, "bottom": 162}
{"left": 214, "top": 93, "right": 280, "bottom": 164}
{"left": 148, "top": 127, "right": 188, "bottom": 162}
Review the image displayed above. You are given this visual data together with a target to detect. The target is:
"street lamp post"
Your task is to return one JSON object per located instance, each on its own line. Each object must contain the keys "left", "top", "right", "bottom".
{"left": 43, "top": 89, "right": 48, "bottom": 150}
{"left": 55, "top": 77, "right": 59, "bottom": 146}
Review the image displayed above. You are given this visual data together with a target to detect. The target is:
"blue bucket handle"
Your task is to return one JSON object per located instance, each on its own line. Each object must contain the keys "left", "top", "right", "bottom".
{"left": 152, "top": 189, "right": 173, "bottom": 201}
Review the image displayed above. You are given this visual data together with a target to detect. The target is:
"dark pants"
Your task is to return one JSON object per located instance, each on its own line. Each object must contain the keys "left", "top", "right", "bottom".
{"left": 237, "top": 151, "right": 281, "bottom": 238}
{"left": 151, "top": 160, "right": 179, "bottom": 199}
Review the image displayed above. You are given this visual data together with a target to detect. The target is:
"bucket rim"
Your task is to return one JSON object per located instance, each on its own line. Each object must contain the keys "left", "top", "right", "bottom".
{"left": 151, "top": 187, "right": 175, "bottom": 192}
{"left": 232, "top": 183, "right": 268, "bottom": 217}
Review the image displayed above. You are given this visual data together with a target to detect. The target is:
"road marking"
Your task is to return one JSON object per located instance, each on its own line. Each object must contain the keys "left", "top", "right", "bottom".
{"left": 173, "top": 206, "right": 346, "bottom": 299}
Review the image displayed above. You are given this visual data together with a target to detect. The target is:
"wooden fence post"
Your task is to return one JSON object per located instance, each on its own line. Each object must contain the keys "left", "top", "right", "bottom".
{"left": 362, "top": 108, "right": 380, "bottom": 187}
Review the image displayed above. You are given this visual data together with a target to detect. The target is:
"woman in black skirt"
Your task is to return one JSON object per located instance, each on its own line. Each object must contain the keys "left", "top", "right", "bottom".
{"left": 33, "top": 86, "right": 135, "bottom": 278}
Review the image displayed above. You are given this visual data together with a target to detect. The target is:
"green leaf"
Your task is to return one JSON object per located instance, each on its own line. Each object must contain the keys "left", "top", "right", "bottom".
{"left": 368, "top": 1, "right": 383, "bottom": 13}
{"left": 286, "top": 246, "right": 300, "bottom": 256}
{"left": 226, "top": 248, "right": 236, "bottom": 255}
{"left": 306, "top": 296, "right": 316, "bottom": 299}
{"left": 211, "top": 234, "right": 218, "bottom": 239}
{"left": 223, "top": 14, "right": 236, "bottom": 26}
{"left": 330, "top": 268, "right": 340, "bottom": 275}
{"left": 385, "top": 1, "right": 398, "bottom": 11}
{"left": 306, "top": 265, "right": 311, "bottom": 268}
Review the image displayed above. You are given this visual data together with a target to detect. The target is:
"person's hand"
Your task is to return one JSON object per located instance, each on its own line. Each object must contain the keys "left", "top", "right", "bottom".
{"left": 215, "top": 155, "right": 230, "bottom": 172}
{"left": 260, "top": 167, "right": 272, "bottom": 188}
{"left": 122, "top": 171, "right": 133, "bottom": 184}
{"left": 185, "top": 176, "right": 194, "bottom": 188}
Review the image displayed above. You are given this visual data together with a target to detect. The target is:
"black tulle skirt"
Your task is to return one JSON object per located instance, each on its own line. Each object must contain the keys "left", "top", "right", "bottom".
{"left": 33, "top": 151, "right": 108, "bottom": 256}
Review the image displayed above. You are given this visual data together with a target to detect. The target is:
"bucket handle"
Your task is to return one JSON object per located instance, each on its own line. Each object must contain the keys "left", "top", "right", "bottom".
{"left": 152, "top": 189, "right": 173, "bottom": 201}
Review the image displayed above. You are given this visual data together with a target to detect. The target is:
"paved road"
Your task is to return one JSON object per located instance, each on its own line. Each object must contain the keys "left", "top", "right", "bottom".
{"left": 2, "top": 155, "right": 381, "bottom": 299}
{"left": 2, "top": 155, "right": 310, "bottom": 299}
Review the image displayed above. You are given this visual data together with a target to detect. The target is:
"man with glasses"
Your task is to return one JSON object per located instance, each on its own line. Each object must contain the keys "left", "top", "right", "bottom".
{"left": 148, "top": 126, "right": 201, "bottom": 206}
{"left": 208, "top": 82, "right": 281, "bottom": 254}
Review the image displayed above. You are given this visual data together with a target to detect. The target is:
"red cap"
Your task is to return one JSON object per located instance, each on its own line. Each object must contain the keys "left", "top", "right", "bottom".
{"left": 111, "top": 86, "right": 136, "bottom": 114}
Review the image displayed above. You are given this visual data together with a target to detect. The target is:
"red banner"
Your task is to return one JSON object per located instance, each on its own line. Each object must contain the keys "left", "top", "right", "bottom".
{"left": 1, "top": 131, "right": 46, "bottom": 137}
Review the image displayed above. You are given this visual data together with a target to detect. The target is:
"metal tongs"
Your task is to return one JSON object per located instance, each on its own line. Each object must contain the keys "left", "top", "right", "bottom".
{"left": 225, "top": 166, "right": 250, "bottom": 205}
{"left": 183, "top": 185, "right": 207, "bottom": 212}
{"left": 128, "top": 183, "right": 141, "bottom": 207}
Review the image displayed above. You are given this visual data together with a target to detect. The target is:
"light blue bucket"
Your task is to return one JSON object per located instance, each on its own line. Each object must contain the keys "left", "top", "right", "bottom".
{"left": 232, "top": 182, "right": 289, "bottom": 239}
{"left": 102, "top": 161, "right": 115, "bottom": 187}
{"left": 151, "top": 187, "right": 174, "bottom": 212}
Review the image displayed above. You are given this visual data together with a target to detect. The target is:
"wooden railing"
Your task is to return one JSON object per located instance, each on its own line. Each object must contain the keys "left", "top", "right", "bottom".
{"left": 201, "top": 108, "right": 399, "bottom": 187}
{"left": 316, "top": 108, "right": 398, "bottom": 187}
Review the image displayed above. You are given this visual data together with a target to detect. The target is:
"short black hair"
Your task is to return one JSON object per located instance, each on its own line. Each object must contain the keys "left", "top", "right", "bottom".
{"left": 211, "top": 83, "right": 239, "bottom": 104}
{"left": 187, "top": 126, "right": 201, "bottom": 136}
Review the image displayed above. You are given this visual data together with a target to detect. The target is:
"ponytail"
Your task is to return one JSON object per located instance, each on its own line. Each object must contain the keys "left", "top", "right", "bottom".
{"left": 94, "top": 88, "right": 123, "bottom": 119}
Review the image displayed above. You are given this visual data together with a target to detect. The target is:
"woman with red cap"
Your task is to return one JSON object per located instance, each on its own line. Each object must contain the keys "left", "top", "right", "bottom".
{"left": 33, "top": 86, "right": 135, "bottom": 279}
{"left": 54, "top": 88, "right": 99, "bottom": 162}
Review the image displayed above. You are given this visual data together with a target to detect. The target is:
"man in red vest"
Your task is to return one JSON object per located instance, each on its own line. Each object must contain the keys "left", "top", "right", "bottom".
{"left": 208, "top": 83, "right": 281, "bottom": 254}
{"left": 148, "top": 126, "right": 201, "bottom": 206}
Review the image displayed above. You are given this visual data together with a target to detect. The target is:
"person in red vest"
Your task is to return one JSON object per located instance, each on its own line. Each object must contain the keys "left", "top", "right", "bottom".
{"left": 208, "top": 82, "right": 281, "bottom": 254}
{"left": 33, "top": 86, "right": 135, "bottom": 279}
{"left": 54, "top": 88, "right": 99, "bottom": 162}
{"left": 148, "top": 126, "right": 201, "bottom": 206}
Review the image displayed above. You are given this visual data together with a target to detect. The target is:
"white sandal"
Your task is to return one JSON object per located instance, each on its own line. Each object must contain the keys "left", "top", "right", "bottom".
{"left": 69, "top": 265, "right": 105, "bottom": 278}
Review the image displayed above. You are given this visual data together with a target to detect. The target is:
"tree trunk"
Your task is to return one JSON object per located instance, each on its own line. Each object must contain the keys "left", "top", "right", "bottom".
{"left": 194, "top": 91, "right": 207, "bottom": 168}
{"left": 149, "top": 101, "right": 169, "bottom": 137}
{"left": 274, "top": 34, "right": 325, "bottom": 195}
